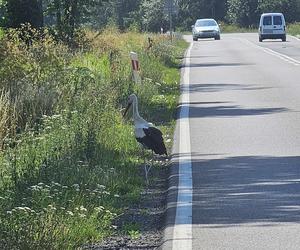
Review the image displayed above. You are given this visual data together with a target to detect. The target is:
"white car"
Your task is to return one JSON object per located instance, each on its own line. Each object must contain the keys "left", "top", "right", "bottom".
{"left": 259, "top": 13, "right": 286, "bottom": 42}
{"left": 192, "top": 18, "right": 220, "bottom": 41}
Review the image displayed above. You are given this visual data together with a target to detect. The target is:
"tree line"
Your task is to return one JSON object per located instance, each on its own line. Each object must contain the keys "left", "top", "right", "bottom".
{"left": 1, "top": 0, "right": 300, "bottom": 35}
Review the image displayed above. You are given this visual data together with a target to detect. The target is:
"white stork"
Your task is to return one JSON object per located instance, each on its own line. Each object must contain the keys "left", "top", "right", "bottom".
{"left": 123, "top": 94, "right": 168, "bottom": 183}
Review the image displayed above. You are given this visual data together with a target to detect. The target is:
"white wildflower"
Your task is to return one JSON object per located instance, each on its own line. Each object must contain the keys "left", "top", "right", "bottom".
{"left": 66, "top": 211, "right": 74, "bottom": 216}
{"left": 47, "top": 205, "right": 56, "bottom": 210}
{"left": 16, "top": 207, "right": 26, "bottom": 211}
{"left": 97, "top": 184, "right": 106, "bottom": 189}
{"left": 94, "top": 206, "right": 104, "bottom": 213}
{"left": 79, "top": 206, "right": 87, "bottom": 213}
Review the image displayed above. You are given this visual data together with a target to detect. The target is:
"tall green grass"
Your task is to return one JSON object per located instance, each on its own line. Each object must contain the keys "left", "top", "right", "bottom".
{"left": 0, "top": 28, "right": 4, "bottom": 39}
{"left": 287, "top": 22, "right": 300, "bottom": 37}
{"left": 0, "top": 27, "right": 188, "bottom": 249}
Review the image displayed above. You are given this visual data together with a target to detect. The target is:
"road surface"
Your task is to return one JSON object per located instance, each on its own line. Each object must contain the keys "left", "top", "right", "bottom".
{"left": 163, "top": 33, "right": 300, "bottom": 250}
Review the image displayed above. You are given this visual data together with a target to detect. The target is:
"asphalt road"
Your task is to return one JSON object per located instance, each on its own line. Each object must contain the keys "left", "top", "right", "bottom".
{"left": 163, "top": 33, "right": 300, "bottom": 250}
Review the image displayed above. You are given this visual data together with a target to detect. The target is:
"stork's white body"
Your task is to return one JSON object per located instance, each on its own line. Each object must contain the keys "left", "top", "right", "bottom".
{"left": 134, "top": 119, "right": 153, "bottom": 140}
{"left": 125, "top": 94, "right": 167, "bottom": 156}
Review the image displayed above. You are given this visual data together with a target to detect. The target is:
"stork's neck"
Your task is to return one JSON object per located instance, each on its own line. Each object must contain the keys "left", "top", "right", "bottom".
{"left": 132, "top": 98, "right": 146, "bottom": 124}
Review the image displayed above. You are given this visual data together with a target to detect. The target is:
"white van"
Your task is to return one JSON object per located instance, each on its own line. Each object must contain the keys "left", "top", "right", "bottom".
{"left": 258, "top": 13, "right": 286, "bottom": 42}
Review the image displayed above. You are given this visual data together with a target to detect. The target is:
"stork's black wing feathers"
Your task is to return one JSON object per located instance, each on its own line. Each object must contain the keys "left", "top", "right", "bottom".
{"left": 141, "top": 127, "right": 167, "bottom": 155}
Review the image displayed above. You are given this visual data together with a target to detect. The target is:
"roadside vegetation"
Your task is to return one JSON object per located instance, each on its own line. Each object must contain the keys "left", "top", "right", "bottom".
{"left": 0, "top": 26, "right": 188, "bottom": 249}
{"left": 288, "top": 22, "right": 300, "bottom": 37}
{"left": 219, "top": 22, "right": 256, "bottom": 33}
{"left": 0, "top": 27, "right": 4, "bottom": 39}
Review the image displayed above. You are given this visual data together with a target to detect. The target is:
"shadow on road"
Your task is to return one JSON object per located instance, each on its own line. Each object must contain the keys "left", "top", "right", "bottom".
{"left": 191, "top": 155, "right": 300, "bottom": 225}
{"left": 187, "top": 105, "right": 288, "bottom": 118}
{"left": 181, "top": 83, "right": 272, "bottom": 93}
{"left": 176, "top": 83, "right": 287, "bottom": 119}
{"left": 181, "top": 62, "right": 253, "bottom": 68}
{"left": 166, "top": 155, "right": 300, "bottom": 227}
{"left": 176, "top": 103, "right": 288, "bottom": 119}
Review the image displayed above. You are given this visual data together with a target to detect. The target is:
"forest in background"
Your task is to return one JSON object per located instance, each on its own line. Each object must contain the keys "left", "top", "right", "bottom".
{"left": 1, "top": 0, "right": 300, "bottom": 38}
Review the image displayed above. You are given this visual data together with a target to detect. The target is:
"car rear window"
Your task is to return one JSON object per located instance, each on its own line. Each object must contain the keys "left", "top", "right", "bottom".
{"left": 273, "top": 16, "right": 282, "bottom": 25}
{"left": 263, "top": 16, "right": 272, "bottom": 25}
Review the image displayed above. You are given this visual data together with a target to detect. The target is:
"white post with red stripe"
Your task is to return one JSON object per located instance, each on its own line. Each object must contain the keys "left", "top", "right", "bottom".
{"left": 130, "top": 52, "right": 141, "bottom": 84}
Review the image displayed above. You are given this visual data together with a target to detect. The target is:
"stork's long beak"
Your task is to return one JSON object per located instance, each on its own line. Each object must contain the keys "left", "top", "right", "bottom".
{"left": 123, "top": 102, "right": 132, "bottom": 118}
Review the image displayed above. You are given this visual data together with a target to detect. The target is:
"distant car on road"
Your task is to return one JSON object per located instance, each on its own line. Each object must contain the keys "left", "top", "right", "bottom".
{"left": 192, "top": 18, "right": 220, "bottom": 41}
{"left": 259, "top": 13, "right": 286, "bottom": 42}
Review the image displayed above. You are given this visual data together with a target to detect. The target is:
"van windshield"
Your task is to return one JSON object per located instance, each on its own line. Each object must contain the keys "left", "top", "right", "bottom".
{"left": 273, "top": 16, "right": 282, "bottom": 25}
{"left": 263, "top": 16, "right": 272, "bottom": 25}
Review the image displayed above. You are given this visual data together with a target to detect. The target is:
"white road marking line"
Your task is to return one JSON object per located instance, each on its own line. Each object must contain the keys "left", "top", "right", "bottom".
{"left": 288, "top": 35, "right": 300, "bottom": 42}
{"left": 263, "top": 47, "right": 300, "bottom": 66}
{"left": 238, "top": 38, "right": 300, "bottom": 66}
{"left": 172, "top": 42, "right": 193, "bottom": 250}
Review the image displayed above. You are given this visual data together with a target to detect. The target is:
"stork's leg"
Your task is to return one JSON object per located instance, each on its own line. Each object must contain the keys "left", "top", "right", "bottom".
{"left": 144, "top": 164, "right": 149, "bottom": 186}
{"left": 141, "top": 148, "right": 149, "bottom": 186}
{"left": 142, "top": 147, "right": 146, "bottom": 166}
{"left": 145, "top": 150, "right": 154, "bottom": 186}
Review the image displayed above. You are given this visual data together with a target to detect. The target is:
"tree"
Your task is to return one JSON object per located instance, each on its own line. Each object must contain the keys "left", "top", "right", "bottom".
{"left": 43, "top": 0, "right": 108, "bottom": 43}
{"left": 257, "top": 0, "right": 300, "bottom": 23}
{"left": 0, "top": 0, "right": 7, "bottom": 26}
{"left": 227, "top": 0, "right": 259, "bottom": 27}
{"left": 177, "top": 0, "right": 227, "bottom": 29}
{"left": 7, "top": 0, "right": 43, "bottom": 28}
{"left": 141, "top": 0, "right": 167, "bottom": 32}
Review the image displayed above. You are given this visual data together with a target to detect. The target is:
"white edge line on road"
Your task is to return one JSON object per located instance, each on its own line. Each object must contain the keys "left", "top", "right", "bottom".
{"left": 171, "top": 42, "right": 193, "bottom": 250}
{"left": 238, "top": 38, "right": 300, "bottom": 66}
{"left": 288, "top": 34, "right": 300, "bottom": 42}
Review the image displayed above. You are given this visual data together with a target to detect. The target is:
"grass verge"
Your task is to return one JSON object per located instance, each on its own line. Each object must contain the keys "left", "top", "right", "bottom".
{"left": 219, "top": 22, "right": 256, "bottom": 33}
{"left": 287, "top": 22, "right": 300, "bottom": 37}
{"left": 0, "top": 27, "right": 188, "bottom": 249}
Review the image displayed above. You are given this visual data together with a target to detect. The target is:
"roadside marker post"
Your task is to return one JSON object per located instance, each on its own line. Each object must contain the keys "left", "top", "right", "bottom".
{"left": 130, "top": 52, "right": 141, "bottom": 84}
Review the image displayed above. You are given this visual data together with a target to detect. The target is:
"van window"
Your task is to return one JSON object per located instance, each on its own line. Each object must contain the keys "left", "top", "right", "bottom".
{"left": 263, "top": 16, "right": 272, "bottom": 25}
{"left": 273, "top": 16, "right": 282, "bottom": 25}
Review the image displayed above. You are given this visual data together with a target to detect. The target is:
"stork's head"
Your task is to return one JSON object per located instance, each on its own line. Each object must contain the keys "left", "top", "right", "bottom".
{"left": 123, "top": 94, "right": 138, "bottom": 117}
